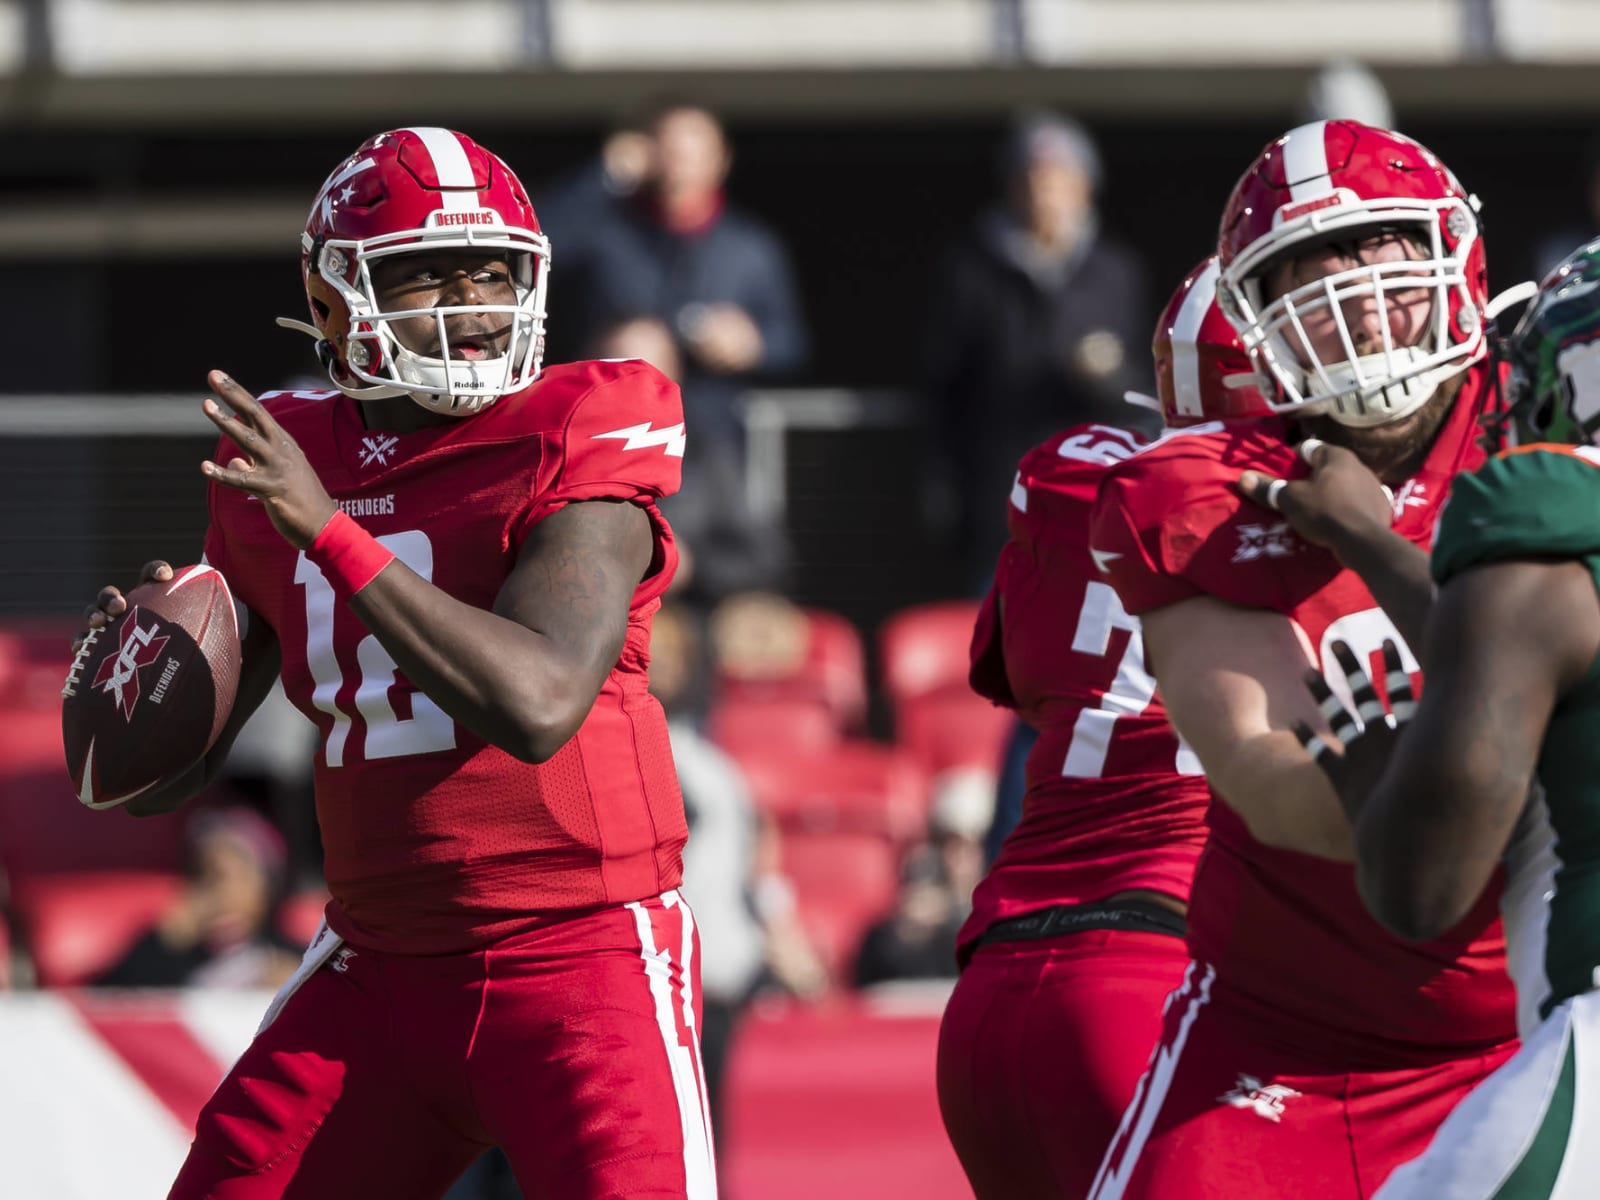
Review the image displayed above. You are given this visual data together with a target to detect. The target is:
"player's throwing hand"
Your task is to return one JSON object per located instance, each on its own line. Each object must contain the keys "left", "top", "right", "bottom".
{"left": 1293, "top": 639, "right": 1416, "bottom": 804}
{"left": 200, "top": 369, "right": 339, "bottom": 549}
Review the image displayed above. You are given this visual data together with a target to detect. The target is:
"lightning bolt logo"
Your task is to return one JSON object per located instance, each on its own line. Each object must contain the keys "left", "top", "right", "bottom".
{"left": 592, "top": 421, "right": 687, "bottom": 458}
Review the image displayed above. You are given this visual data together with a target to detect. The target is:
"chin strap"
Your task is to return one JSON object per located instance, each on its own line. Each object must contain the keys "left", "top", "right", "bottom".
{"left": 274, "top": 316, "right": 408, "bottom": 401}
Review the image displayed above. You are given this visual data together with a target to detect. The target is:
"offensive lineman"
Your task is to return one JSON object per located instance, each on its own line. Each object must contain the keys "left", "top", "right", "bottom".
{"left": 936, "top": 257, "right": 1263, "bottom": 1199}
{"left": 1086, "top": 121, "right": 1519, "bottom": 1198}
{"left": 1259, "top": 240, "right": 1600, "bottom": 1197}
{"left": 75, "top": 129, "right": 714, "bottom": 1199}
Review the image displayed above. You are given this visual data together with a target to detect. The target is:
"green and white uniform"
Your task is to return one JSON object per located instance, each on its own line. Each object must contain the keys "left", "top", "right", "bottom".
{"left": 1378, "top": 444, "right": 1600, "bottom": 1200}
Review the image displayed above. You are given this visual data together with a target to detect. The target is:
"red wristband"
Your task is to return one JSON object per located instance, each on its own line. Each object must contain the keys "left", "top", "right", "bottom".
{"left": 305, "top": 511, "right": 395, "bottom": 600}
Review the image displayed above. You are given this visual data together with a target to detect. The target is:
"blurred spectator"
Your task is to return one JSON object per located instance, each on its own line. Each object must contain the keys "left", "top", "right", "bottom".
{"left": 927, "top": 768, "right": 993, "bottom": 910}
{"left": 1300, "top": 59, "right": 1395, "bottom": 128}
{"left": 535, "top": 117, "right": 655, "bottom": 275}
{"left": 219, "top": 680, "right": 320, "bottom": 890}
{"left": 852, "top": 843, "right": 964, "bottom": 988}
{"left": 587, "top": 315, "right": 789, "bottom": 609}
{"left": 560, "top": 100, "right": 811, "bottom": 454}
{"left": 94, "top": 807, "right": 300, "bottom": 990}
{"left": 924, "top": 111, "right": 1152, "bottom": 588}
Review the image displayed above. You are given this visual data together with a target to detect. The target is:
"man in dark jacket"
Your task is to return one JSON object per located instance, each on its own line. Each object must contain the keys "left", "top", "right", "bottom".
{"left": 926, "top": 112, "right": 1153, "bottom": 588}
{"left": 559, "top": 101, "right": 810, "bottom": 451}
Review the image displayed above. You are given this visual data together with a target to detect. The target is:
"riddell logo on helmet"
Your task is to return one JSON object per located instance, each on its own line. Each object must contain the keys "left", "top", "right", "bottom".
{"left": 428, "top": 210, "right": 498, "bottom": 227}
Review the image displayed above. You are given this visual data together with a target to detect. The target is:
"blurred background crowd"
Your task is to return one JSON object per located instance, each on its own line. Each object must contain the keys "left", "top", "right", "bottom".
{"left": 7, "top": 1, "right": 1600, "bottom": 1196}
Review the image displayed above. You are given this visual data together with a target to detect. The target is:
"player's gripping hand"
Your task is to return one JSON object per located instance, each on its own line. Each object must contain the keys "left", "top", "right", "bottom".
{"left": 1293, "top": 640, "right": 1416, "bottom": 805}
{"left": 1237, "top": 437, "right": 1397, "bottom": 551}
{"left": 73, "top": 560, "right": 174, "bottom": 655}
{"left": 200, "top": 370, "right": 338, "bottom": 549}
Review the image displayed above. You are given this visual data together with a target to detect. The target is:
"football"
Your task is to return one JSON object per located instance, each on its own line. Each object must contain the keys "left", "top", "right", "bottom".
{"left": 61, "top": 564, "right": 242, "bottom": 809}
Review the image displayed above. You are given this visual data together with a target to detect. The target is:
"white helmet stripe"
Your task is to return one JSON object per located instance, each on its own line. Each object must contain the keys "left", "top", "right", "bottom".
{"left": 1282, "top": 120, "right": 1333, "bottom": 202}
{"left": 405, "top": 126, "right": 479, "bottom": 211}
{"left": 1171, "top": 258, "right": 1220, "bottom": 417}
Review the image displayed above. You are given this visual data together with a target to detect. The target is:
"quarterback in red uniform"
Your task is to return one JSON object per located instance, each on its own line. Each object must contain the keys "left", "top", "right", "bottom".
{"left": 1086, "top": 121, "right": 1519, "bottom": 1199}
{"left": 935, "top": 258, "right": 1259, "bottom": 1200}
{"left": 77, "top": 129, "right": 714, "bottom": 1199}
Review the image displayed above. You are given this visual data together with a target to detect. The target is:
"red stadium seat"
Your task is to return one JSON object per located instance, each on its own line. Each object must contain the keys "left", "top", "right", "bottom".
{"left": 714, "top": 607, "right": 868, "bottom": 736}
{"left": 0, "top": 712, "right": 186, "bottom": 878}
{"left": 708, "top": 695, "right": 840, "bottom": 759}
{"left": 778, "top": 830, "right": 899, "bottom": 979}
{"left": 895, "top": 683, "right": 1014, "bottom": 775}
{"left": 10, "top": 871, "right": 184, "bottom": 987}
{"left": 276, "top": 886, "right": 329, "bottom": 948}
{"left": 0, "top": 618, "right": 80, "bottom": 712}
{"left": 878, "top": 601, "right": 1012, "bottom": 774}
{"left": 732, "top": 739, "right": 930, "bottom": 841}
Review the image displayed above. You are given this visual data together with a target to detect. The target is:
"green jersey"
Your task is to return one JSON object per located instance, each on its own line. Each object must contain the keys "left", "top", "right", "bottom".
{"left": 1434, "top": 443, "right": 1600, "bottom": 1036}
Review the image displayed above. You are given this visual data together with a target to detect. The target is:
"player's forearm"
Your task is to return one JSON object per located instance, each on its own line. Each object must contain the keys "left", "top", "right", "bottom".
{"left": 1323, "top": 527, "right": 1435, "bottom": 652}
{"left": 1208, "top": 734, "right": 1357, "bottom": 861}
{"left": 348, "top": 563, "right": 611, "bottom": 763}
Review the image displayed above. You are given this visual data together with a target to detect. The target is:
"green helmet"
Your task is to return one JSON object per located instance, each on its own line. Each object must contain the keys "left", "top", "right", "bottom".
{"left": 1506, "top": 237, "right": 1600, "bottom": 445}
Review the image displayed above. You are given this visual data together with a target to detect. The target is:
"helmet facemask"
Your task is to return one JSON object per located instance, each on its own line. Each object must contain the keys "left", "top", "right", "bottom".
{"left": 311, "top": 220, "right": 550, "bottom": 417}
{"left": 1222, "top": 199, "right": 1483, "bottom": 428}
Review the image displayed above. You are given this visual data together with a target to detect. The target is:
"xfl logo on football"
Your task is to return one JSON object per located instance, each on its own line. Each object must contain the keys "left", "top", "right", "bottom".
{"left": 92, "top": 609, "right": 170, "bottom": 721}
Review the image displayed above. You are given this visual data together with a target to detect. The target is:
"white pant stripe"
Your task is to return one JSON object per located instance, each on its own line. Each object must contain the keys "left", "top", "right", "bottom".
{"left": 1089, "top": 960, "right": 1215, "bottom": 1200}
{"left": 628, "top": 896, "right": 719, "bottom": 1200}
{"left": 664, "top": 890, "right": 719, "bottom": 1180}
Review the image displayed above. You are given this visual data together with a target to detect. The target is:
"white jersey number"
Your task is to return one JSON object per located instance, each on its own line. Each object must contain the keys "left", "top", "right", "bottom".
{"left": 1061, "top": 581, "right": 1203, "bottom": 779}
{"left": 295, "top": 529, "right": 457, "bottom": 767}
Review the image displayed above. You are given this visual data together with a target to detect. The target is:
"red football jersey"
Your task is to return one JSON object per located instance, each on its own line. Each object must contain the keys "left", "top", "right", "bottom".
{"left": 203, "top": 359, "right": 689, "bottom": 955}
{"left": 957, "top": 424, "right": 1212, "bottom": 964}
{"left": 1090, "top": 368, "right": 1518, "bottom": 1065}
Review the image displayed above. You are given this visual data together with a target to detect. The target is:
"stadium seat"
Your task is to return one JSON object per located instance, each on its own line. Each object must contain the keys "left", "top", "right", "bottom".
{"left": 276, "top": 886, "right": 329, "bottom": 948}
{"left": 708, "top": 694, "right": 841, "bottom": 758}
{"left": 714, "top": 607, "right": 868, "bottom": 736}
{"left": 0, "top": 618, "right": 80, "bottom": 712}
{"left": 732, "top": 739, "right": 930, "bottom": 841}
{"left": 778, "top": 830, "right": 900, "bottom": 979}
{"left": 878, "top": 601, "right": 1013, "bottom": 774}
{"left": 10, "top": 871, "right": 185, "bottom": 987}
{"left": 0, "top": 710, "right": 186, "bottom": 878}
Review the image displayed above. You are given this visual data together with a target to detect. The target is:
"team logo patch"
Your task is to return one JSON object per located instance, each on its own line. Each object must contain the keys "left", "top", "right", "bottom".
{"left": 1233, "top": 521, "right": 1297, "bottom": 563}
{"left": 91, "top": 608, "right": 171, "bottom": 721}
{"left": 359, "top": 434, "right": 399, "bottom": 469}
{"left": 593, "top": 421, "right": 687, "bottom": 458}
{"left": 1218, "top": 1073, "right": 1301, "bottom": 1122}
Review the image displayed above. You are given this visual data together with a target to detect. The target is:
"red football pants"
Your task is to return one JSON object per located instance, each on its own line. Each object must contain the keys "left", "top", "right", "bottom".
{"left": 936, "top": 928, "right": 1190, "bottom": 1200}
{"left": 168, "top": 892, "right": 716, "bottom": 1200}
{"left": 1089, "top": 961, "right": 1518, "bottom": 1200}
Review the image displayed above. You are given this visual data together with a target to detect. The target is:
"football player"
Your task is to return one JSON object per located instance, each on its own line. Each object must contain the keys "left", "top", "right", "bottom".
{"left": 76, "top": 129, "right": 713, "bottom": 1199}
{"left": 1257, "top": 240, "right": 1600, "bottom": 1198}
{"left": 1085, "top": 121, "right": 1520, "bottom": 1199}
{"left": 936, "top": 258, "right": 1261, "bottom": 1199}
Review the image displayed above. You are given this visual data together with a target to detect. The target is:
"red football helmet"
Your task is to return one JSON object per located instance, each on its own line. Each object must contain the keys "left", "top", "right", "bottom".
{"left": 1216, "top": 120, "right": 1488, "bottom": 427}
{"left": 1152, "top": 256, "right": 1271, "bottom": 427}
{"left": 279, "top": 127, "right": 551, "bottom": 416}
